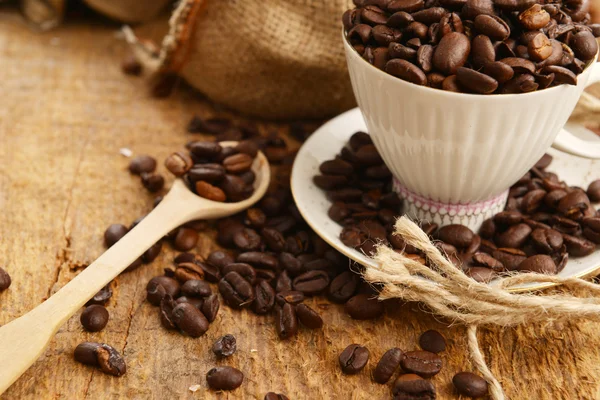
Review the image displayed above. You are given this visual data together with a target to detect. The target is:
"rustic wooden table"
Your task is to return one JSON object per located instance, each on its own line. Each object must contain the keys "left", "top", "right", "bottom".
{"left": 2, "top": 11, "right": 600, "bottom": 400}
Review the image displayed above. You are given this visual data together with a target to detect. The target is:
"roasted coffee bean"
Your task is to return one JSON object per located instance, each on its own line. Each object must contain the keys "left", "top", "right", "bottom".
{"left": 0, "top": 267, "right": 10, "bottom": 292}
{"left": 345, "top": 293, "right": 385, "bottom": 319}
{"left": 219, "top": 271, "right": 255, "bottom": 308}
{"left": 279, "top": 252, "right": 304, "bottom": 276}
{"left": 86, "top": 284, "right": 112, "bottom": 306}
{"left": 482, "top": 61, "right": 515, "bottom": 84}
{"left": 128, "top": 155, "right": 156, "bottom": 175}
{"left": 196, "top": 180, "right": 228, "bottom": 202}
{"left": 438, "top": 12, "right": 464, "bottom": 37}
{"left": 389, "top": 42, "right": 417, "bottom": 60}
{"left": 406, "top": 21, "right": 429, "bottom": 41}
{"left": 479, "top": 219, "right": 496, "bottom": 239}
{"left": 80, "top": 305, "right": 109, "bottom": 332}
{"left": 172, "top": 228, "right": 199, "bottom": 251}
{"left": 277, "top": 303, "right": 299, "bottom": 339}
{"left": 372, "top": 25, "right": 403, "bottom": 46}
{"left": 582, "top": 217, "right": 600, "bottom": 243}
{"left": 373, "top": 348, "right": 403, "bottom": 384}
{"left": 233, "top": 228, "right": 262, "bottom": 251}
{"left": 472, "top": 252, "right": 504, "bottom": 271}
{"left": 400, "top": 350, "right": 442, "bottom": 378}
{"left": 419, "top": 330, "right": 446, "bottom": 353}
{"left": 222, "top": 263, "right": 257, "bottom": 285}
{"left": 187, "top": 141, "right": 223, "bottom": 158}
{"left": 518, "top": 254, "right": 557, "bottom": 274}
{"left": 551, "top": 216, "right": 581, "bottom": 235}
{"left": 165, "top": 151, "right": 193, "bottom": 177}
{"left": 219, "top": 174, "right": 250, "bottom": 202}
{"left": 528, "top": 32, "right": 553, "bottom": 61}
{"left": 276, "top": 290, "right": 305, "bottom": 305}
{"left": 188, "top": 164, "right": 226, "bottom": 183}
{"left": 264, "top": 393, "right": 289, "bottom": 400}
{"left": 74, "top": 342, "right": 126, "bottom": 377}
{"left": 433, "top": 32, "right": 471, "bottom": 75}
{"left": 393, "top": 374, "right": 436, "bottom": 399}
{"left": 456, "top": 67, "right": 498, "bottom": 94}
{"left": 320, "top": 159, "right": 354, "bottom": 176}
{"left": 293, "top": 270, "right": 330, "bottom": 295}
{"left": 213, "top": 334, "right": 237, "bottom": 358}
{"left": 562, "top": 233, "right": 596, "bottom": 256}
{"left": 295, "top": 304, "right": 323, "bottom": 329}
{"left": 343, "top": 8, "right": 359, "bottom": 30}
{"left": 223, "top": 153, "right": 253, "bottom": 174}
{"left": 238, "top": 252, "right": 279, "bottom": 270}
{"left": 587, "top": 180, "right": 600, "bottom": 202}
{"left": 146, "top": 276, "right": 180, "bottom": 305}
{"left": 413, "top": 7, "right": 446, "bottom": 24}
{"left": 542, "top": 65, "right": 577, "bottom": 85}
{"left": 437, "top": 224, "right": 474, "bottom": 248}
{"left": 206, "top": 366, "right": 244, "bottom": 391}
{"left": 207, "top": 250, "right": 235, "bottom": 270}
{"left": 202, "top": 293, "right": 220, "bottom": 322}
{"left": 142, "top": 242, "right": 162, "bottom": 263}
{"left": 361, "top": 5, "right": 389, "bottom": 25}
{"left": 416, "top": 45, "right": 434, "bottom": 72}
{"left": 495, "top": 223, "right": 532, "bottom": 248}
{"left": 329, "top": 271, "right": 360, "bottom": 303}
{"left": 174, "top": 252, "right": 195, "bottom": 264}
{"left": 181, "top": 279, "right": 212, "bottom": 298}
{"left": 466, "top": 266, "right": 496, "bottom": 282}
{"left": 453, "top": 372, "right": 488, "bottom": 397}
{"left": 252, "top": 280, "right": 276, "bottom": 314}
{"left": 501, "top": 57, "right": 536, "bottom": 74}
{"left": 531, "top": 228, "right": 563, "bottom": 253}
{"left": 544, "top": 190, "right": 567, "bottom": 209}
{"left": 171, "top": 302, "right": 209, "bottom": 337}
{"left": 387, "top": 11, "right": 414, "bottom": 28}
{"left": 339, "top": 344, "right": 370, "bottom": 374}
{"left": 245, "top": 208, "right": 267, "bottom": 229}
{"left": 521, "top": 189, "right": 546, "bottom": 213}
{"left": 571, "top": 30, "right": 598, "bottom": 61}
{"left": 385, "top": 59, "right": 428, "bottom": 85}
{"left": 104, "top": 224, "right": 128, "bottom": 247}
{"left": 175, "top": 296, "right": 204, "bottom": 309}
{"left": 256, "top": 269, "right": 277, "bottom": 283}
{"left": 474, "top": 14, "right": 510, "bottom": 41}
{"left": 462, "top": 0, "right": 494, "bottom": 19}
{"left": 519, "top": 4, "right": 550, "bottom": 30}
{"left": 471, "top": 35, "right": 495, "bottom": 69}
{"left": 494, "top": 211, "right": 523, "bottom": 226}
{"left": 235, "top": 140, "right": 259, "bottom": 157}
{"left": 388, "top": 0, "right": 424, "bottom": 12}
{"left": 274, "top": 270, "right": 293, "bottom": 292}
{"left": 557, "top": 190, "right": 590, "bottom": 218}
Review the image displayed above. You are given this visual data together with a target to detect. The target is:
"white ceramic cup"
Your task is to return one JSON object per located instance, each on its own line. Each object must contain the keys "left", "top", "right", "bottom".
{"left": 343, "top": 35, "right": 600, "bottom": 231}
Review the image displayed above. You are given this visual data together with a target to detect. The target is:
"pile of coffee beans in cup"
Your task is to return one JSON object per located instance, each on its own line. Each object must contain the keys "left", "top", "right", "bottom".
{"left": 315, "top": 131, "right": 600, "bottom": 282}
{"left": 343, "top": 0, "right": 600, "bottom": 93}
{"left": 340, "top": 329, "right": 489, "bottom": 399}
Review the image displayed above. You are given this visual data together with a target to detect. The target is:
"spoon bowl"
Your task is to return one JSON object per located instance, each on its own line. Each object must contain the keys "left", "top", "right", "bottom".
{"left": 0, "top": 142, "right": 270, "bottom": 395}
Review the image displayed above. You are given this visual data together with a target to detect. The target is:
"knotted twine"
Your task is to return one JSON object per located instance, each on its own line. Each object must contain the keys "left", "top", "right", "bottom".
{"left": 366, "top": 216, "right": 600, "bottom": 400}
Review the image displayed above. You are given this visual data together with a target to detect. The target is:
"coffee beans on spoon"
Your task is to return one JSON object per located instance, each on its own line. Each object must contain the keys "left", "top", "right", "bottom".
{"left": 344, "top": 0, "right": 600, "bottom": 93}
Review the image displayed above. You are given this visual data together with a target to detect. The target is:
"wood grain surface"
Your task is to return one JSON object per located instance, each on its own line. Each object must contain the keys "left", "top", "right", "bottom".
{"left": 2, "top": 11, "right": 600, "bottom": 400}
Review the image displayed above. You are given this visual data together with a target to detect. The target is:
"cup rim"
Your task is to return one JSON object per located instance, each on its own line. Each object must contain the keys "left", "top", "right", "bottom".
{"left": 342, "top": 30, "right": 599, "bottom": 99}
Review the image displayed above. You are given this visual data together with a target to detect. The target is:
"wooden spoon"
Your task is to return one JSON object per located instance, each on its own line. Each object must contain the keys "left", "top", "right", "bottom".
{"left": 0, "top": 143, "right": 270, "bottom": 394}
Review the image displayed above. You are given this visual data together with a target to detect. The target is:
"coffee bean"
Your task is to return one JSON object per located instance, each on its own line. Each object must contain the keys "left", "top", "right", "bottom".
{"left": 474, "top": 14, "right": 510, "bottom": 41}
{"left": 277, "top": 303, "right": 299, "bottom": 339}
{"left": 557, "top": 190, "right": 590, "bottom": 218}
{"left": 173, "top": 228, "right": 199, "bottom": 251}
{"left": 295, "top": 303, "right": 323, "bottom": 329}
{"left": 501, "top": 57, "right": 536, "bottom": 74}
{"left": 142, "top": 242, "right": 162, "bottom": 263}
{"left": 571, "top": 30, "right": 598, "bottom": 61}
{"left": 188, "top": 141, "right": 223, "bottom": 157}
{"left": 519, "top": 4, "right": 550, "bottom": 30}
{"left": 562, "top": 233, "right": 596, "bottom": 256}
{"left": 389, "top": 42, "right": 417, "bottom": 60}
{"left": 188, "top": 164, "right": 226, "bottom": 183}
{"left": 181, "top": 279, "right": 212, "bottom": 298}
{"left": 542, "top": 65, "right": 577, "bottom": 85}
{"left": 456, "top": 67, "right": 498, "bottom": 94}
{"left": 495, "top": 223, "right": 532, "bottom": 248}
{"left": 221, "top": 263, "right": 256, "bottom": 285}
{"left": 0, "top": 267, "right": 11, "bottom": 292}
{"left": 345, "top": 293, "right": 385, "bottom": 319}
{"left": 275, "top": 270, "right": 292, "bottom": 292}
{"left": 86, "top": 284, "right": 112, "bottom": 306}
{"left": 235, "top": 140, "right": 259, "bottom": 157}
{"left": 462, "top": 0, "right": 494, "bottom": 19}
{"left": 223, "top": 153, "right": 253, "bottom": 174}
{"left": 400, "top": 350, "right": 442, "bottom": 378}
{"left": 253, "top": 280, "right": 276, "bottom": 314}
{"left": 531, "top": 228, "right": 563, "bottom": 253}
{"left": 471, "top": 35, "right": 495, "bottom": 69}
{"left": 176, "top": 296, "right": 204, "bottom": 309}
{"left": 453, "top": 372, "right": 489, "bottom": 398}
{"left": 104, "top": 224, "right": 128, "bottom": 247}
{"left": 466, "top": 266, "right": 496, "bottom": 282}
{"left": 219, "top": 271, "right": 255, "bottom": 309}
{"left": 433, "top": 32, "right": 471, "bottom": 75}
{"left": 329, "top": 271, "right": 360, "bottom": 303}
{"left": 521, "top": 189, "right": 546, "bottom": 213}
{"left": 339, "top": 344, "right": 370, "bottom": 374}
{"left": 518, "top": 254, "right": 557, "bottom": 274}
{"left": 264, "top": 393, "right": 289, "bottom": 400}
{"left": 419, "top": 330, "right": 446, "bottom": 353}
{"left": 472, "top": 252, "right": 504, "bottom": 271}
{"left": 373, "top": 348, "right": 403, "bottom": 384}
{"left": 494, "top": 211, "right": 523, "bottom": 226}
{"left": 261, "top": 228, "right": 286, "bottom": 252}
{"left": 202, "top": 293, "right": 220, "bottom": 322}
{"left": 80, "top": 305, "right": 109, "bottom": 332}
{"left": 146, "top": 276, "right": 181, "bottom": 305}
{"left": 213, "top": 334, "right": 237, "bottom": 358}
{"left": 583, "top": 217, "right": 600, "bottom": 243}
{"left": 528, "top": 32, "right": 553, "bottom": 61}
{"left": 233, "top": 228, "right": 262, "bottom": 251}
{"left": 238, "top": 252, "right": 279, "bottom": 270}
{"left": 388, "top": 0, "right": 424, "bottom": 12}
{"left": 293, "top": 270, "right": 330, "bottom": 295}
{"left": 437, "top": 224, "right": 474, "bottom": 248}
{"left": 165, "top": 151, "right": 193, "bottom": 177}
{"left": 74, "top": 342, "right": 126, "bottom": 377}
{"left": 393, "top": 374, "right": 436, "bottom": 399}
{"left": 245, "top": 208, "right": 267, "bottom": 229}
{"left": 320, "top": 159, "right": 354, "bottom": 176}
{"left": 207, "top": 250, "right": 236, "bottom": 269}
{"left": 276, "top": 290, "right": 305, "bottom": 306}
{"left": 140, "top": 171, "right": 165, "bottom": 193}
{"left": 587, "top": 180, "right": 600, "bottom": 202}
{"left": 385, "top": 59, "right": 428, "bottom": 85}
{"left": 171, "top": 302, "right": 209, "bottom": 337}
{"left": 219, "top": 174, "right": 250, "bottom": 202}
{"left": 128, "top": 155, "right": 156, "bottom": 175}
{"left": 206, "top": 366, "right": 244, "bottom": 391}
{"left": 195, "top": 181, "right": 227, "bottom": 202}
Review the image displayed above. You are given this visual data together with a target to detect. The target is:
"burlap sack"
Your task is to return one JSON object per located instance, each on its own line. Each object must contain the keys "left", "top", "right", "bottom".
{"left": 83, "top": 0, "right": 172, "bottom": 23}
{"left": 127, "top": 0, "right": 356, "bottom": 120}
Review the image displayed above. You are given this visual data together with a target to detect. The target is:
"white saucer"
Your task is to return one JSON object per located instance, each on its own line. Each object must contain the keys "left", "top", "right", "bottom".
{"left": 291, "top": 107, "right": 600, "bottom": 292}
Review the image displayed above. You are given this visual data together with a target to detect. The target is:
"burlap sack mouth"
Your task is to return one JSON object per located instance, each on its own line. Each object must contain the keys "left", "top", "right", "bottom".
{"left": 125, "top": 0, "right": 357, "bottom": 120}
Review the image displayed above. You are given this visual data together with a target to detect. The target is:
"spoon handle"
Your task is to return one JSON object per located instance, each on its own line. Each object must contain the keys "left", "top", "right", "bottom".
{"left": 0, "top": 181, "right": 199, "bottom": 395}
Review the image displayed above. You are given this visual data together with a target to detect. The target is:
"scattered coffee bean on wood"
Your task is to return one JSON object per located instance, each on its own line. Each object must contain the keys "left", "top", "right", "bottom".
{"left": 212, "top": 334, "right": 237, "bottom": 358}
{"left": 128, "top": 155, "right": 156, "bottom": 175}
{"left": 419, "top": 330, "right": 446, "bottom": 353}
{"left": 373, "top": 347, "right": 403, "bottom": 384}
{"left": 86, "top": 284, "right": 112, "bottom": 306}
{"left": 400, "top": 350, "right": 442, "bottom": 378}
{"left": 393, "top": 373, "right": 436, "bottom": 399}
{"left": 0, "top": 267, "right": 11, "bottom": 292}
{"left": 339, "top": 344, "right": 370, "bottom": 374}
{"left": 104, "top": 224, "right": 128, "bottom": 248}
{"left": 80, "top": 305, "right": 109, "bottom": 332}
{"left": 74, "top": 342, "right": 126, "bottom": 377}
{"left": 206, "top": 366, "right": 244, "bottom": 391}
{"left": 453, "top": 371, "right": 489, "bottom": 398}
